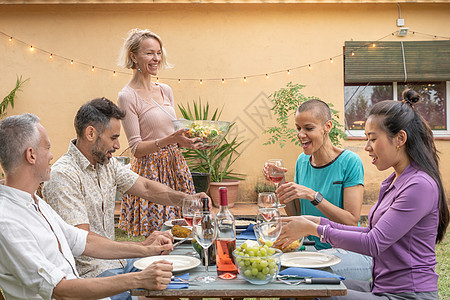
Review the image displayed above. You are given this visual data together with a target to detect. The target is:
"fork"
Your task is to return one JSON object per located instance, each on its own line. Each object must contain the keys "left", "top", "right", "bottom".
{"left": 171, "top": 275, "right": 190, "bottom": 283}
{"left": 277, "top": 275, "right": 341, "bottom": 285}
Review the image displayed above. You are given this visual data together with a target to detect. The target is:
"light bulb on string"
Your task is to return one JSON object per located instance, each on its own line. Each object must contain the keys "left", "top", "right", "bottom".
{"left": 372, "top": 43, "right": 376, "bottom": 48}
{"left": 9, "top": 37, "right": 12, "bottom": 42}
{"left": 351, "top": 51, "right": 355, "bottom": 56}
{"left": 178, "top": 79, "right": 181, "bottom": 84}
{"left": 243, "top": 77, "right": 247, "bottom": 83}
{"left": 308, "top": 64, "right": 312, "bottom": 70}
{"left": 156, "top": 77, "right": 159, "bottom": 83}
{"left": 70, "top": 60, "right": 74, "bottom": 65}
{"left": 200, "top": 79, "right": 203, "bottom": 85}
{"left": 266, "top": 74, "right": 269, "bottom": 79}
{"left": 91, "top": 66, "right": 95, "bottom": 72}
{"left": 330, "top": 58, "right": 334, "bottom": 63}
{"left": 29, "top": 45, "right": 34, "bottom": 51}
{"left": 113, "top": 71, "right": 116, "bottom": 77}
{"left": 287, "top": 70, "right": 290, "bottom": 75}
{"left": 49, "top": 53, "right": 53, "bottom": 59}
{"left": 222, "top": 78, "right": 225, "bottom": 84}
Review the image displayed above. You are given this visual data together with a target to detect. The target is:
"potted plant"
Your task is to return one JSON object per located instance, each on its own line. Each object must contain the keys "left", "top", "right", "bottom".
{"left": 264, "top": 82, "right": 346, "bottom": 148}
{"left": 178, "top": 99, "right": 245, "bottom": 207}
{"left": 0, "top": 76, "right": 28, "bottom": 184}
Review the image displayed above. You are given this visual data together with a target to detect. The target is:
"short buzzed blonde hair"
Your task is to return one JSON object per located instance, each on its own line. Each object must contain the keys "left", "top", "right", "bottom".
{"left": 117, "top": 28, "right": 172, "bottom": 70}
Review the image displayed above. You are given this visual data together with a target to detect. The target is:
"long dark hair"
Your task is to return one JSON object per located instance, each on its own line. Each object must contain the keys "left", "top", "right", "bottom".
{"left": 368, "top": 89, "right": 449, "bottom": 243}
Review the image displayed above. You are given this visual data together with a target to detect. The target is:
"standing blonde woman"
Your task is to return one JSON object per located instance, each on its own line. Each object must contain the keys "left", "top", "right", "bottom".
{"left": 117, "top": 28, "right": 203, "bottom": 236}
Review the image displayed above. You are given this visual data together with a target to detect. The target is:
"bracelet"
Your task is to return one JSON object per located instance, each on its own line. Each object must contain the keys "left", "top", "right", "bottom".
{"left": 319, "top": 225, "right": 328, "bottom": 243}
{"left": 155, "top": 139, "right": 162, "bottom": 150}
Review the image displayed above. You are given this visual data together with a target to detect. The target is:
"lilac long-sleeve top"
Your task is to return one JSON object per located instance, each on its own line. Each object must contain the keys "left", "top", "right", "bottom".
{"left": 318, "top": 163, "right": 439, "bottom": 294}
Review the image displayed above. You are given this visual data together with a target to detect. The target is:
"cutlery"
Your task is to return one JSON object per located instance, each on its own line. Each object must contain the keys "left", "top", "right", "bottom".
{"left": 172, "top": 233, "right": 192, "bottom": 248}
{"left": 277, "top": 275, "right": 341, "bottom": 285}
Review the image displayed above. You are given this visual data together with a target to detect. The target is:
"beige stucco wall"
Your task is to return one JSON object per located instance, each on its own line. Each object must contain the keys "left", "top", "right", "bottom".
{"left": 1, "top": 3, "right": 449, "bottom": 204}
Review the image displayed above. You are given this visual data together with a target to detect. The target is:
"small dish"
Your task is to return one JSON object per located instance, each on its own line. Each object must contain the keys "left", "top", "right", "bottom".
{"left": 164, "top": 219, "right": 189, "bottom": 227}
{"left": 281, "top": 252, "right": 341, "bottom": 268}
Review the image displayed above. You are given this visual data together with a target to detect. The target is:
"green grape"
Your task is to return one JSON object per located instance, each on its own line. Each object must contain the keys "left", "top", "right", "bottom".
{"left": 260, "top": 260, "right": 268, "bottom": 268}
{"left": 262, "top": 267, "right": 270, "bottom": 275}
{"left": 257, "top": 273, "right": 266, "bottom": 280}
{"left": 248, "top": 250, "right": 255, "bottom": 257}
{"left": 267, "top": 248, "right": 276, "bottom": 255}
{"left": 236, "top": 246, "right": 242, "bottom": 252}
{"left": 251, "top": 268, "right": 259, "bottom": 276}
{"left": 244, "top": 259, "right": 251, "bottom": 266}
{"left": 251, "top": 261, "right": 259, "bottom": 269}
{"left": 265, "top": 240, "right": 274, "bottom": 247}
{"left": 260, "top": 248, "right": 267, "bottom": 256}
{"left": 241, "top": 243, "right": 248, "bottom": 249}
{"left": 238, "top": 260, "right": 246, "bottom": 268}
{"left": 244, "top": 269, "right": 252, "bottom": 277}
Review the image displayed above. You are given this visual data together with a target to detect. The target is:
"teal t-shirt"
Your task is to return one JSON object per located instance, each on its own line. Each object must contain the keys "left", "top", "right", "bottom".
{"left": 294, "top": 150, "right": 364, "bottom": 249}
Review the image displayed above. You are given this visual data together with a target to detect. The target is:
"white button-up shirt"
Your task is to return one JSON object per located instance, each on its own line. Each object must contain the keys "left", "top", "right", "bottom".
{"left": 0, "top": 185, "right": 88, "bottom": 300}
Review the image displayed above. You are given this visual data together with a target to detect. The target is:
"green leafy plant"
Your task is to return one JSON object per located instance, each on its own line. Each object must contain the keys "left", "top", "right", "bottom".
{"left": 178, "top": 99, "right": 245, "bottom": 182}
{"left": 264, "top": 82, "right": 346, "bottom": 148}
{"left": 1, "top": 76, "right": 29, "bottom": 119}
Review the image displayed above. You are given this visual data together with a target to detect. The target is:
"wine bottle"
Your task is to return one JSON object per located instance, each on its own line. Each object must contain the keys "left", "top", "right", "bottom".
{"left": 215, "top": 187, "right": 238, "bottom": 279}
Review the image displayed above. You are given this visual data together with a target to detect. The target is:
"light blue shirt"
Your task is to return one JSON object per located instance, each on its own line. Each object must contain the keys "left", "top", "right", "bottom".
{"left": 294, "top": 150, "right": 364, "bottom": 249}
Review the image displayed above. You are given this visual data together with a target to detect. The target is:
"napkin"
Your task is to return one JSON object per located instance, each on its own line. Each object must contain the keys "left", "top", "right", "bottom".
{"left": 236, "top": 223, "right": 256, "bottom": 240}
{"left": 279, "top": 267, "right": 345, "bottom": 280}
{"left": 167, "top": 273, "right": 189, "bottom": 289}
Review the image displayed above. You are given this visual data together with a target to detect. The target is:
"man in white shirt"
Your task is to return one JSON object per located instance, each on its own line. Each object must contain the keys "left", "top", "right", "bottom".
{"left": 0, "top": 113, "right": 174, "bottom": 300}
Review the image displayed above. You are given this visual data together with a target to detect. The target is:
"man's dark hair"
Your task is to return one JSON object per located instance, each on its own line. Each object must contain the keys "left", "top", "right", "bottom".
{"left": 74, "top": 97, "right": 125, "bottom": 138}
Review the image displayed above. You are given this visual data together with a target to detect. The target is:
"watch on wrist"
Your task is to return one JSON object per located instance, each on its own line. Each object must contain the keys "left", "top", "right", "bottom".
{"left": 311, "top": 192, "right": 323, "bottom": 206}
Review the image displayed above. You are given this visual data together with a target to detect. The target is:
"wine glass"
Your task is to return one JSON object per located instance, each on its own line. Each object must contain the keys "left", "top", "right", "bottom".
{"left": 192, "top": 210, "right": 217, "bottom": 283}
{"left": 256, "top": 207, "right": 281, "bottom": 223}
{"left": 257, "top": 192, "right": 279, "bottom": 209}
{"left": 254, "top": 221, "right": 282, "bottom": 245}
{"left": 266, "top": 159, "right": 285, "bottom": 188}
{"left": 182, "top": 196, "right": 201, "bottom": 226}
{"left": 266, "top": 159, "right": 286, "bottom": 208}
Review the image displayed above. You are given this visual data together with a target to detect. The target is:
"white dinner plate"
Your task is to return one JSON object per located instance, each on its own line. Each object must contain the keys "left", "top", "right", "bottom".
{"left": 134, "top": 255, "right": 201, "bottom": 272}
{"left": 164, "top": 218, "right": 189, "bottom": 227}
{"left": 281, "top": 252, "right": 341, "bottom": 268}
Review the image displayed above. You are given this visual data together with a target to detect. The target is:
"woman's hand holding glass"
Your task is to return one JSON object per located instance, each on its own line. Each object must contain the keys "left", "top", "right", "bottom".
{"left": 276, "top": 182, "right": 316, "bottom": 205}
{"left": 192, "top": 210, "right": 217, "bottom": 283}
{"left": 264, "top": 159, "right": 287, "bottom": 188}
{"left": 275, "top": 216, "right": 316, "bottom": 249}
{"left": 182, "top": 196, "right": 201, "bottom": 226}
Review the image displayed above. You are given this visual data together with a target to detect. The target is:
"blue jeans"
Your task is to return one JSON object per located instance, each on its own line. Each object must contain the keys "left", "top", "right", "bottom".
{"left": 318, "top": 248, "right": 373, "bottom": 281}
{"left": 97, "top": 259, "right": 140, "bottom": 300}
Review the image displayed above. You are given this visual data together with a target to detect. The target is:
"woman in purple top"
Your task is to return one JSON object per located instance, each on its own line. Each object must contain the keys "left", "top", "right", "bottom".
{"left": 277, "top": 89, "right": 449, "bottom": 300}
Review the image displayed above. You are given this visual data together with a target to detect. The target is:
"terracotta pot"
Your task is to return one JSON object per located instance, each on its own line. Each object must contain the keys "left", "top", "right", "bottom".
{"left": 209, "top": 180, "right": 240, "bottom": 208}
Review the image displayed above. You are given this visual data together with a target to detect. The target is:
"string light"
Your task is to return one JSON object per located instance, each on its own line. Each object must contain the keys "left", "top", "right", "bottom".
{"left": 4, "top": 29, "right": 447, "bottom": 84}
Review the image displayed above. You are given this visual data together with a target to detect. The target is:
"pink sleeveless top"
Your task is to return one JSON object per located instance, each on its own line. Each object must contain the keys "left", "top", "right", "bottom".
{"left": 117, "top": 83, "right": 176, "bottom": 154}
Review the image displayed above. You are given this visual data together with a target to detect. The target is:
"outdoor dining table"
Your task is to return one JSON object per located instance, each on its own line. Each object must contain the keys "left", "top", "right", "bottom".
{"left": 130, "top": 222, "right": 347, "bottom": 299}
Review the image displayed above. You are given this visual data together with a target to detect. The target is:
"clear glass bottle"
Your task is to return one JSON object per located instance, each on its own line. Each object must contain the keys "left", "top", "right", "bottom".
{"left": 215, "top": 187, "right": 238, "bottom": 279}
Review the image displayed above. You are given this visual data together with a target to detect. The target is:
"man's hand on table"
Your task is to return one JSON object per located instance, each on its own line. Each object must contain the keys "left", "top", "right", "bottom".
{"left": 137, "top": 260, "right": 173, "bottom": 290}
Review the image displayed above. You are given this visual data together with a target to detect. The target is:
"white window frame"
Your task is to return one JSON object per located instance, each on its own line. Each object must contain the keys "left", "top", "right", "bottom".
{"left": 345, "top": 81, "right": 450, "bottom": 138}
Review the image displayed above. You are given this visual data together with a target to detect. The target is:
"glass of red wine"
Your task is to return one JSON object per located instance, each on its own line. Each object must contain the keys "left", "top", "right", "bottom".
{"left": 182, "top": 196, "right": 201, "bottom": 226}
{"left": 266, "top": 159, "right": 286, "bottom": 208}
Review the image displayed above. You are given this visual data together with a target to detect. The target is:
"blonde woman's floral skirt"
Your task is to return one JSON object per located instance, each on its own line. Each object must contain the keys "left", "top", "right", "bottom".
{"left": 119, "top": 144, "right": 195, "bottom": 236}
